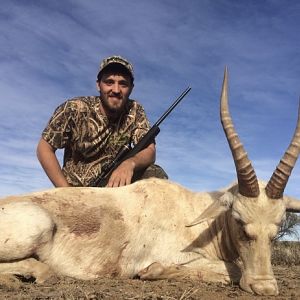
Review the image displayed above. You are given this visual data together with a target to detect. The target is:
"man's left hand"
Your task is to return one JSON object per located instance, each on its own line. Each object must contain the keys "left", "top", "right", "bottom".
{"left": 106, "top": 159, "right": 136, "bottom": 187}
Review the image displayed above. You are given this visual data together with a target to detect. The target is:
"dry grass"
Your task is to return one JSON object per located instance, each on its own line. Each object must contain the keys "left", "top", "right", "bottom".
{"left": 272, "top": 241, "right": 300, "bottom": 265}
{"left": 0, "top": 243, "right": 299, "bottom": 299}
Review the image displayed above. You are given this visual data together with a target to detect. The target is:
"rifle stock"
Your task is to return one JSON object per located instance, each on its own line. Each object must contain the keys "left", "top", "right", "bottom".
{"left": 91, "top": 87, "right": 191, "bottom": 187}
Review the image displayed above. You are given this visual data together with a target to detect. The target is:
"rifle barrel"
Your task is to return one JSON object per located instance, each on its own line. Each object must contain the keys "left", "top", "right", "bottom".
{"left": 155, "top": 86, "right": 191, "bottom": 127}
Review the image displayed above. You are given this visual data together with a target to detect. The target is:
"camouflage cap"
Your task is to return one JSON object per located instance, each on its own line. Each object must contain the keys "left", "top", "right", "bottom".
{"left": 98, "top": 55, "right": 134, "bottom": 81}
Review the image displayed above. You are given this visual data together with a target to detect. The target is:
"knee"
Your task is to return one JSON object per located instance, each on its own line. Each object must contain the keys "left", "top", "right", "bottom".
{"left": 140, "top": 164, "right": 168, "bottom": 180}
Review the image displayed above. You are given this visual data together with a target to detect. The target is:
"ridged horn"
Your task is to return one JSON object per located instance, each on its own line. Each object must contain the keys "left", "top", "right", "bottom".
{"left": 265, "top": 99, "right": 300, "bottom": 199}
{"left": 220, "top": 67, "right": 259, "bottom": 197}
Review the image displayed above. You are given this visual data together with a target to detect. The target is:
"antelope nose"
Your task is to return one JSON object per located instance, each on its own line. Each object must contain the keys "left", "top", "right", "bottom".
{"left": 251, "top": 280, "right": 279, "bottom": 296}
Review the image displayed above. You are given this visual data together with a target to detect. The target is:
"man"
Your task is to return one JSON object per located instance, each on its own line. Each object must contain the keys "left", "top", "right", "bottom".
{"left": 37, "top": 55, "right": 167, "bottom": 188}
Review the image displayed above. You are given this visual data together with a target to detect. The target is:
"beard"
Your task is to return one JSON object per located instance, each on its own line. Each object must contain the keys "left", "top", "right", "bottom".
{"left": 100, "top": 94, "right": 127, "bottom": 116}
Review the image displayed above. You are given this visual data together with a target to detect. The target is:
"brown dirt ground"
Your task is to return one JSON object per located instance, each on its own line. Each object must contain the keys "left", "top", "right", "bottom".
{"left": 0, "top": 265, "right": 299, "bottom": 300}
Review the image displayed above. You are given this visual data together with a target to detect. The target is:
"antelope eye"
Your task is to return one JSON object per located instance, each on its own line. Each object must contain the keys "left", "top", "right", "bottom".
{"left": 238, "top": 223, "right": 256, "bottom": 241}
{"left": 233, "top": 218, "right": 254, "bottom": 240}
{"left": 235, "top": 218, "right": 245, "bottom": 227}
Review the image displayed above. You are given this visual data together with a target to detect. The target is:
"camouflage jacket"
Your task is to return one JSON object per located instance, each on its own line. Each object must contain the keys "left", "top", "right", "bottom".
{"left": 42, "top": 96, "right": 151, "bottom": 186}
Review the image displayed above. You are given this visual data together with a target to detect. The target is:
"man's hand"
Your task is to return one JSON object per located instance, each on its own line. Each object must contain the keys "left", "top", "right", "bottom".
{"left": 106, "top": 159, "right": 136, "bottom": 187}
{"left": 106, "top": 142, "right": 156, "bottom": 188}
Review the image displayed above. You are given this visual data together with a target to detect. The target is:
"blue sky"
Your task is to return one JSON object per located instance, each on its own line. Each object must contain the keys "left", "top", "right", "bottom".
{"left": 0, "top": 0, "right": 300, "bottom": 200}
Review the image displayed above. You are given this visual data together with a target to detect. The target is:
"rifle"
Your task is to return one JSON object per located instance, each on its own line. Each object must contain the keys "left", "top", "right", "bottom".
{"left": 91, "top": 87, "right": 191, "bottom": 187}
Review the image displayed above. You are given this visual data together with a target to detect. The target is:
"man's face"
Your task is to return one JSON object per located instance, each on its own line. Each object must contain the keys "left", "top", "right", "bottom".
{"left": 97, "top": 71, "right": 133, "bottom": 116}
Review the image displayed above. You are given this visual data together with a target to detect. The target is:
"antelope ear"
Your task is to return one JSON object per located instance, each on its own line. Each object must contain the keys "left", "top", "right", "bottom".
{"left": 186, "top": 192, "right": 233, "bottom": 227}
{"left": 284, "top": 195, "right": 300, "bottom": 213}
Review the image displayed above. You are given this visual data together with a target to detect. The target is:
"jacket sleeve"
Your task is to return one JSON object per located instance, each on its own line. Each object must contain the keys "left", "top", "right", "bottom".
{"left": 42, "top": 101, "right": 74, "bottom": 149}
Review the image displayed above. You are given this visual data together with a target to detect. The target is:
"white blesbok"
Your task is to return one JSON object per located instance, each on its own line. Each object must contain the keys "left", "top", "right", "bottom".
{"left": 0, "top": 68, "right": 299, "bottom": 296}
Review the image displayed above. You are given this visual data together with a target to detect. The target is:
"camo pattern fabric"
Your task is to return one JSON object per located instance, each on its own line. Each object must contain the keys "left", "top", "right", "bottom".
{"left": 42, "top": 96, "right": 151, "bottom": 186}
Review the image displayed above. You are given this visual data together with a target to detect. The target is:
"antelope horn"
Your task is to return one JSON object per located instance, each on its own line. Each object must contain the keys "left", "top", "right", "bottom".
{"left": 265, "top": 99, "right": 300, "bottom": 199}
{"left": 220, "top": 67, "right": 259, "bottom": 197}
